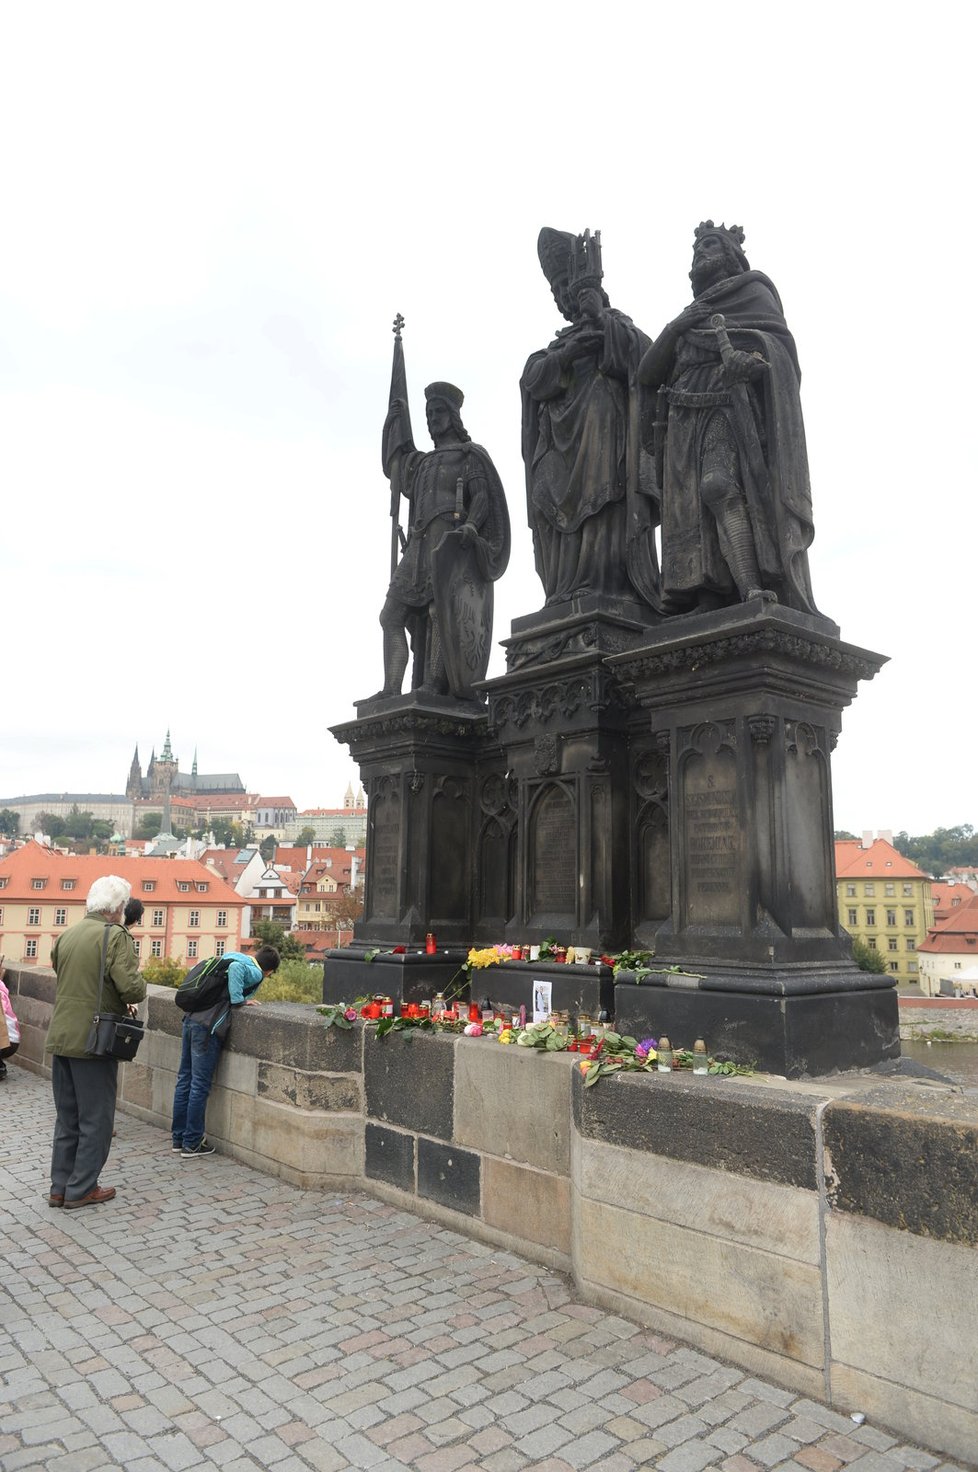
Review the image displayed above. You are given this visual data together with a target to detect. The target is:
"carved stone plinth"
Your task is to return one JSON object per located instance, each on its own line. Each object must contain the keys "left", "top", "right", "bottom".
{"left": 484, "top": 614, "right": 646, "bottom": 954}
{"left": 330, "top": 694, "right": 503, "bottom": 948}
{"left": 607, "top": 601, "right": 897, "bottom": 1075}
{"left": 322, "top": 943, "right": 471, "bottom": 1008}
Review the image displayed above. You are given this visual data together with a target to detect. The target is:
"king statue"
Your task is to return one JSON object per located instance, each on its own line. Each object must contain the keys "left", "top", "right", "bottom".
{"left": 639, "top": 221, "right": 818, "bottom": 616}
{"left": 373, "top": 319, "right": 510, "bottom": 701}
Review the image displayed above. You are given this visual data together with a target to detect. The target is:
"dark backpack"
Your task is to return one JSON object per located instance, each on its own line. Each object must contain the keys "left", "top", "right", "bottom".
{"left": 174, "top": 955, "right": 233, "bottom": 1013}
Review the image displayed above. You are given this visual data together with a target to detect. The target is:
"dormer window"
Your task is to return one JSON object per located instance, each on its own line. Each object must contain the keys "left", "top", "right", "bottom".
{"left": 142, "top": 880, "right": 156, "bottom": 892}
{"left": 196, "top": 882, "right": 208, "bottom": 892}
{"left": 31, "top": 878, "right": 47, "bottom": 890}
{"left": 61, "top": 878, "right": 76, "bottom": 890}
{"left": 177, "top": 881, "right": 190, "bottom": 892}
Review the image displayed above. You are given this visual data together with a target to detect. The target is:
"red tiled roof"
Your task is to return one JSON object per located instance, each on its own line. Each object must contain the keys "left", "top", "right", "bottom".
{"left": 834, "top": 838, "right": 930, "bottom": 881}
{"left": 926, "top": 891, "right": 978, "bottom": 937}
{"left": 256, "top": 797, "right": 296, "bottom": 808}
{"left": 0, "top": 839, "right": 243, "bottom": 906}
{"left": 930, "top": 881, "right": 974, "bottom": 920}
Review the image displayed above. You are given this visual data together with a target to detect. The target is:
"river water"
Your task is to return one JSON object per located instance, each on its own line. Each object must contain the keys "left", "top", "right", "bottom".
{"left": 900, "top": 1039, "right": 978, "bottom": 1091}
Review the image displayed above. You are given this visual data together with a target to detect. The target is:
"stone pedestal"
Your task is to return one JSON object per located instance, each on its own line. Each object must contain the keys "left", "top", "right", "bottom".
{"left": 322, "top": 943, "right": 471, "bottom": 1009}
{"left": 331, "top": 694, "right": 502, "bottom": 948}
{"left": 482, "top": 595, "right": 658, "bottom": 954}
{"left": 607, "top": 601, "right": 896, "bottom": 1076}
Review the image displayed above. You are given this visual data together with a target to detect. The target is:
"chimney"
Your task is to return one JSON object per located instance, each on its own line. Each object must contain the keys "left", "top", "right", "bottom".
{"left": 861, "top": 831, "right": 874, "bottom": 850}
{"left": 879, "top": 829, "right": 893, "bottom": 846}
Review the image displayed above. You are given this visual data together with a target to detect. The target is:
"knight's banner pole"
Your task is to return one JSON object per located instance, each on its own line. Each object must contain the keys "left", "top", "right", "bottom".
{"left": 383, "top": 313, "right": 414, "bottom": 578}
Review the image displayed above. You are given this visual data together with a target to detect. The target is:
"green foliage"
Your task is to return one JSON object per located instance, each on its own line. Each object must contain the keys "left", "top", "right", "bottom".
{"left": 36, "top": 811, "right": 66, "bottom": 838}
{"left": 294, "top": 826, "right": 317, "bottom": 847}
{"left": 329, "top": 828, "right": 347, "bottom": 847}
{"left": 851, "top": 936, "right": 888, "bottom": 974}
{"left": 258, "top": 959, "right": 324, "bottom": 1003}
{"left": 251, "top": 919, "right": 307, "bottom": 962}
{"left": 136, "top": 812, "right": 163, "bottom": 839}
{"left": 893, "top": 824, "right": 978, "bottom": 879}
{"left": 0, "top": 808, "right": 21, "bottom": 836}
{"left": 207, "top": 819, "right": 255, "bottom": 849}
{"left": 142, "top": 955, "right": 189, "bottom": 988}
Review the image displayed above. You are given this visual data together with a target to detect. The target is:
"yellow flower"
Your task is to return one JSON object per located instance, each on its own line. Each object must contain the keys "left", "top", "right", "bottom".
{"left": 579, "top": 1060, "right": 592, "bottom": 1074}
{"left": 498, "top": 1029, "right": 513, "bottom": 1044}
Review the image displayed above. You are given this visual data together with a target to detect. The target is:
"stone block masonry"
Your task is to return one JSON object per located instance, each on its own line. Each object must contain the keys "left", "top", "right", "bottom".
{"left": 7, "top": 961, "right": 977, "bottom": 1466}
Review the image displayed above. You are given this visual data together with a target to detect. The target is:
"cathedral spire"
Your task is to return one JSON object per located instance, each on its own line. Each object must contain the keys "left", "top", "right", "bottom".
{"left": 162, "top": 729, "right": 173, "bottom": 761}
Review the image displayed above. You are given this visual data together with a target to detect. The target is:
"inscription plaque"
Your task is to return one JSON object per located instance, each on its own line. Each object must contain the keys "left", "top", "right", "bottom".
{"left": 530, "top": 785, "right": 576, "bottom": 916}
{"left": 370, "top": 810, "right": 401, "bottom": 916}
{"left": 683, "top": 756, "right": 740, "bottom": 926}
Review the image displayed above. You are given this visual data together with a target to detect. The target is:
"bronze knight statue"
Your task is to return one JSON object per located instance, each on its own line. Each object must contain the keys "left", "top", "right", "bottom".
{"left": 639, "top": 222, "right": 818, "bottom": 615}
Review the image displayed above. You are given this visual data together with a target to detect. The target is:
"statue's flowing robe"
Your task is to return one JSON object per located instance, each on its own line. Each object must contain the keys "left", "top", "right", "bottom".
{"left": 641, "top": 270, "right": 817, "bottom": 614}
{"left": 521, "top": 309, "right": 659, "bottom": 608}
{"left": 388, "top": 440, "right": 509, "bottom": 606}
{"left": 386, "top": 438, "right": 510, "bottom": 693}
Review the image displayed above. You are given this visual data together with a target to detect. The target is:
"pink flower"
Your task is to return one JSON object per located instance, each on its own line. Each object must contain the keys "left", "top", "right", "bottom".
{"left": 343, "top": 1008, "right": 358, "bottom": 1022}
{"left": 464, "top": 1022, "right": 483, "bottom": 1037}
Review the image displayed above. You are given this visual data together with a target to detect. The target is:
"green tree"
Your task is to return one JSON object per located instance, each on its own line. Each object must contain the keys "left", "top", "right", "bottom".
{"left": 251, "top": 919, "right": 307, "bottom": 961}
{"left": 893, "top": 825, "right": 978, "bottom": 879}
{"left": 851, "top": 937, "right": 888, "bottom": 974}
{"left": 834, "top": 830, "right": 857, "bottom": 840}
{"left": 326, "top": 891, "right": 364, "bottom": 929}
{"left": 0, "top": 808, "right": 20, "bottom": 837}
{"left": 136, "top": 812, "right": 163, "bottom": 839}
{"left": 209, "top": 819, "right": 254, "bottom": 850}
{"left": 63, "top": 806, "right": 94, "bottom": 841}
{"left": 258, "top": 958, "right": 324, "bottom": 1003}
{"left": 142, "top": 955, "right": 189, "bottom": 988}
{"left": 329, "top": 827, "right": 347, "bottom": 847}
{"left": 294, "top": 826, "right": 316, "bottom": 847}
{"left": 35, "top": 811, "right": 66, "bottom": 838}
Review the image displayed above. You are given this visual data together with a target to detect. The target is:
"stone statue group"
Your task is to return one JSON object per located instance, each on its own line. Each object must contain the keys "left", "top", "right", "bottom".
{"left": 371, "top": 221, "right": 818, "bottom": 703}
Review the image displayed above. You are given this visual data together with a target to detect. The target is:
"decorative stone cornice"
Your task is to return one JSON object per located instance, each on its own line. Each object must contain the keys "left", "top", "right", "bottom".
{"left": 613, "top": 628, "right": 884, "bottom": 685}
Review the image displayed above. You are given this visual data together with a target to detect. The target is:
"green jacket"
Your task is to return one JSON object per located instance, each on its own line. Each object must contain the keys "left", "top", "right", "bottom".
{"left": 46, "top": 915, "right": 146, "bottom": 1058}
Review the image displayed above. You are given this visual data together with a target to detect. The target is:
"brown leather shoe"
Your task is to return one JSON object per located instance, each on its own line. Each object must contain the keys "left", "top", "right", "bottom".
{"left": 48, "top": 1193, "right": 64, "bottom": 1208}
{"left": 63, "top": 1186, "right": 116, "bottom": 1210}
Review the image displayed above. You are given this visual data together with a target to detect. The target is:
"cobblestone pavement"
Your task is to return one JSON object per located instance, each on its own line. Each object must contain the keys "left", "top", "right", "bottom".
{"left": 2, "top": 1066, "right": 969, "bottom": 1472}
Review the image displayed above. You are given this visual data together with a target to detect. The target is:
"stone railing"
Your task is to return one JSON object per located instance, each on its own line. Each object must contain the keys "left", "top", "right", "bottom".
{"left": 8, "top": 963, "right": 977, "bottom": 1466}
{"left": 898, "top": 994, "right": 978, "bottom": 1039}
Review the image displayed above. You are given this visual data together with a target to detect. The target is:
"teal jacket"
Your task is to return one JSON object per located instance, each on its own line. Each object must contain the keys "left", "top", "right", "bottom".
{"left": 189, "top": 952, "right": 264, "bottom": 1038}
{"left": 46, "top": 916, "right": 146, "bottom": 1058}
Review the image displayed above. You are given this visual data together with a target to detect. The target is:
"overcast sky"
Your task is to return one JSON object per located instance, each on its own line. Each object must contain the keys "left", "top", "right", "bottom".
{"left": 0, "top": 3, "right": 971, "bottom": 837}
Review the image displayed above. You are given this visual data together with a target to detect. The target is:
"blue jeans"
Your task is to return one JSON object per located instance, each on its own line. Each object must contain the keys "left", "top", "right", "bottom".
{"left": 171, "top": 1017, "right": 223, "bottom": 1149}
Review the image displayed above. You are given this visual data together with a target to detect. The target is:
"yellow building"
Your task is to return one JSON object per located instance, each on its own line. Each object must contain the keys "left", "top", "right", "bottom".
{"left": 835, "top": 833, "right": 934, "bottom": 985}
{"left": 0, "top": 840, "right": 244, "bottom": 968}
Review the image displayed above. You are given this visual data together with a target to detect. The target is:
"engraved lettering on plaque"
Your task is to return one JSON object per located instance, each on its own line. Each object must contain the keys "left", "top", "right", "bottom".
{"left": 370, "top": 809, "right": 400, "bottom": 915}
{"left": 530, "top": 785, "right": 576, "bottom": 916}
{"left": 683, "top": 748, "right": 739, "bottom": 925}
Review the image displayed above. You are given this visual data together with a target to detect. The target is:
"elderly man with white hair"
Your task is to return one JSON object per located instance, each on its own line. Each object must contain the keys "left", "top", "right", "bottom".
{"left": 45, "top": 874, "right": 146, "bottom": 1209}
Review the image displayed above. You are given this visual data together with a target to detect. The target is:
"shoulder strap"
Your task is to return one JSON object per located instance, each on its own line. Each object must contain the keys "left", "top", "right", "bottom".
{"left": 94, "top": 924, "right": 111, "bottom": 1019}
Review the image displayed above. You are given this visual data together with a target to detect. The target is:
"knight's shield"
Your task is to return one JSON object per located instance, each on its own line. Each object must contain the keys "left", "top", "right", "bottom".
{"left": 432, "top": 530, "right": 493, "bottom": 698}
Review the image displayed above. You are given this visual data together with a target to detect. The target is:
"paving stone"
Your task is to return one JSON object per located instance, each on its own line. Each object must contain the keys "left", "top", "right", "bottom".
{"left": 657, "top": 1442, "right": 721, "bottom": 1472}
{"left": 0, "top": 1070, "right": 969, "bottom": 1472}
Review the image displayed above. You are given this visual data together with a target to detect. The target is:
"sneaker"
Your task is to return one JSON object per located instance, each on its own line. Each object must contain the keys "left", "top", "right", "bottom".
{"left": 181, "top": 1139, "right": 216, "bottom": 1157}
{"left": 171, "top": 1141, "right": 182, "bottom": 1152}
